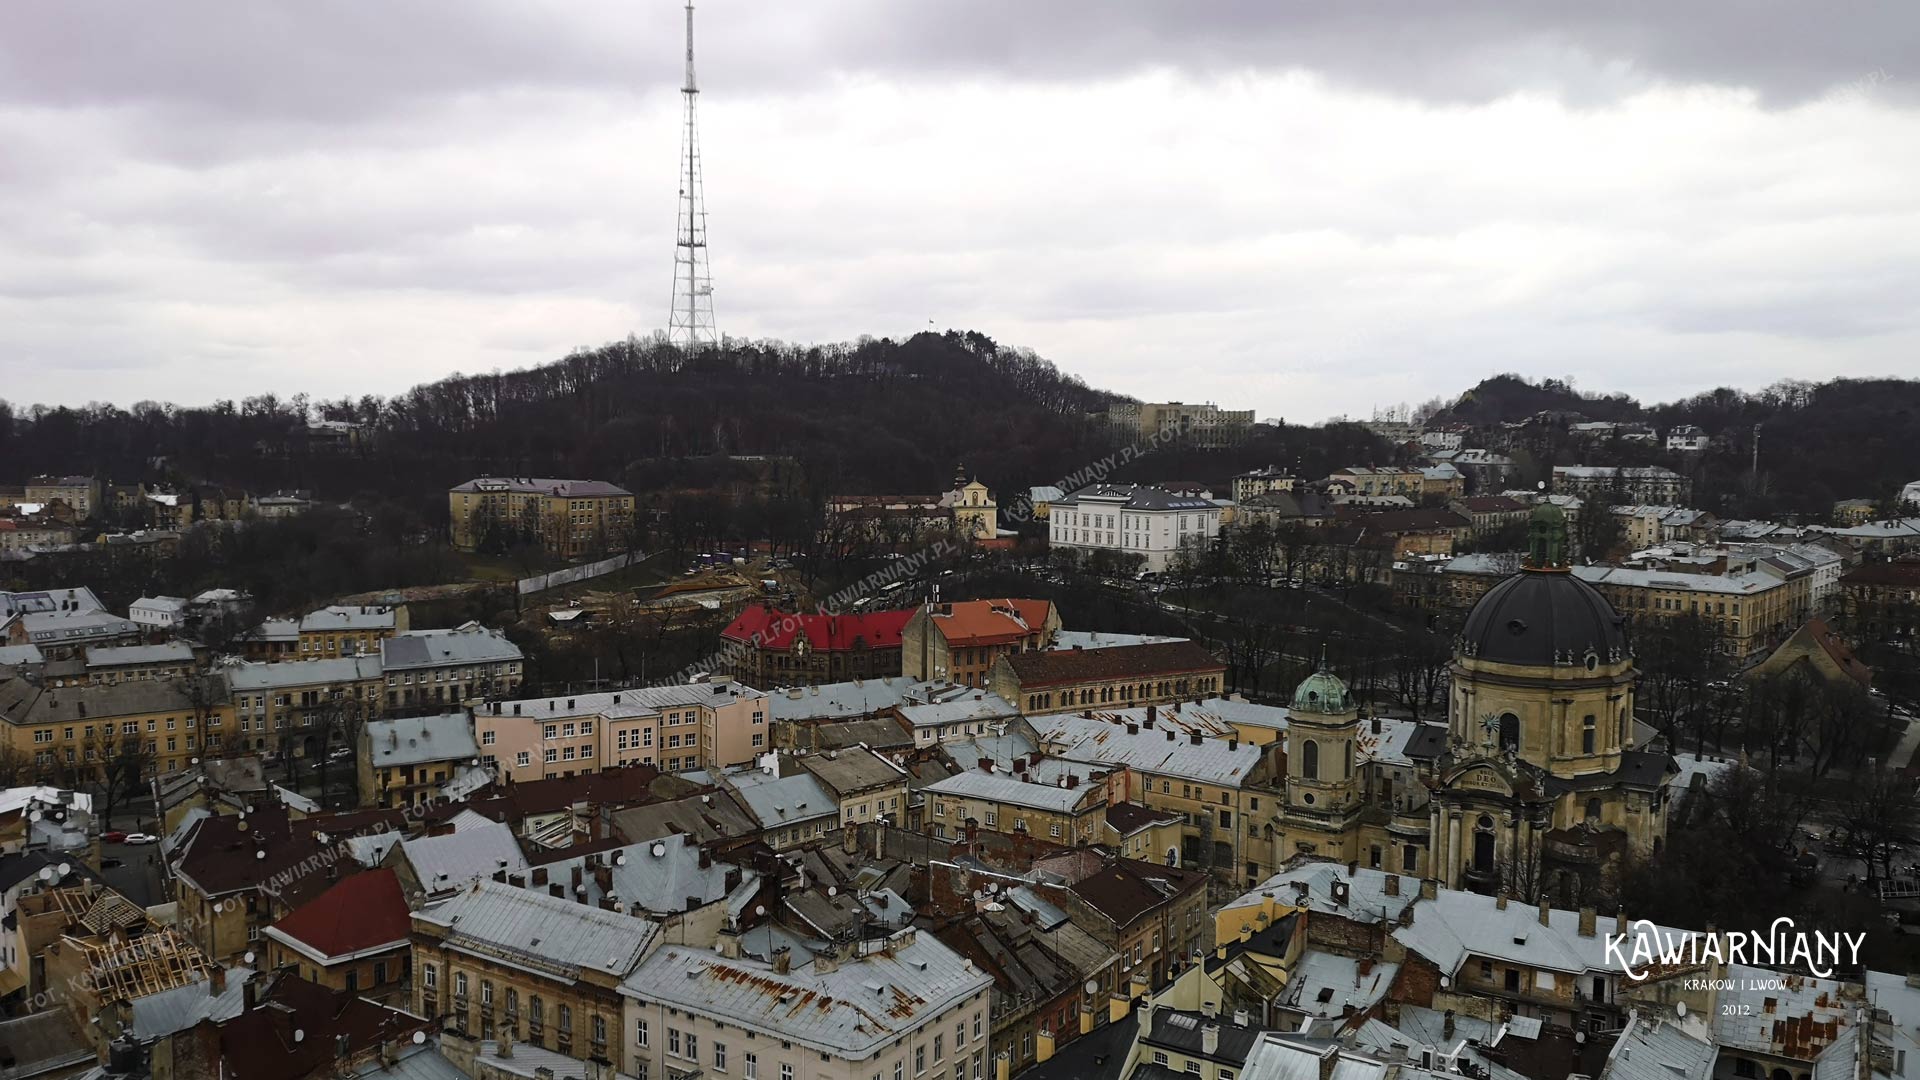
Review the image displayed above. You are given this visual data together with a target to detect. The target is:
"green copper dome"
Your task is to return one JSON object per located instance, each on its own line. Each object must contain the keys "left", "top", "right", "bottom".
{"left": 1291, "top": 667, "right": 1352, "bottom": 714}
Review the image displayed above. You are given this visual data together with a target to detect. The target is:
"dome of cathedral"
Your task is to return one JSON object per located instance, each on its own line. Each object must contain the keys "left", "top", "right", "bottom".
{"left": 1459, "top": 570, "right": 1628, "bottom": 669}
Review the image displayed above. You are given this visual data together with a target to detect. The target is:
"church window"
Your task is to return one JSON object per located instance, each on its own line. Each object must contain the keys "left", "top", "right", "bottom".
{"left": 1301, "top": 740, "right": 1319, "bottom": 780}
{"left": 1582, "top": 714, "right": 1596, "bottom": 754}
{"left": 1498, "top": 713, "right": 1520, "bottom": 752}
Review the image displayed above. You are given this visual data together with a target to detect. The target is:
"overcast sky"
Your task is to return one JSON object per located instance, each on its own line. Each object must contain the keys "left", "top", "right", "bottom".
{"left": 2, "top": 2, "right": 1916, "bottom": 422}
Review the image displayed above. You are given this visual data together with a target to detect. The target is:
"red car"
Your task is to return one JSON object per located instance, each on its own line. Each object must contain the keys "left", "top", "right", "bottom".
{"left": 103, "top": 831, "right": 128, "bottom": 843}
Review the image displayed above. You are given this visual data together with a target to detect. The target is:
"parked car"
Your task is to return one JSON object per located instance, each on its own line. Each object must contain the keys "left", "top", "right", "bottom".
{"left": 123, "top": 833, "right": 158, "bottom": 846}
{"left": 102, "top": 830, "right": 128, "bottom": 844}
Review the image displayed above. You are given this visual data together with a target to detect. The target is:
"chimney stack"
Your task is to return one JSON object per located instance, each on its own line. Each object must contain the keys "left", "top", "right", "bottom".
{"left": 1538, "top": 897, "right": 1551, "bottom": 926}
{"left": 1578, "top": 907, "right": 1597, "bottom": 937}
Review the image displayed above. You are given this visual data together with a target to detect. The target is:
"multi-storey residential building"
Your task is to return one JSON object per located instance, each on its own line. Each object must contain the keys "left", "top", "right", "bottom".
{"left": 1040, "top": 856, "right": 1211, "bottom": 995}
{"left": 23, "top": 476, "right": 99, "bottom": 518}
{"left": 414, "top": 879, "right": 657, "bottom": 1058}
{"left": 901, "top": 598, "right": 1059, "bottom": 686}
{"left": 379, "top": 624, "right": 524, "bottom": 712}
{"left": 226, "top": 655, "right": 384, "bottom": 757}
{"left": 1230, "top": 467, "right": 1299, "bottom": 504}
{"left": 621, "top": 927, "right": 993, "bottom": 1080}
{"left": 1551, "top": 465, "right": 1692, "bottom": 506}
{"left": 262, "top": 867, "right": 412, "bottom": 1000}
{"left": 1047, "top": 484, "right": 1223, "bottom": 573}
{"left": 1327, "top": 466, "right": 1424, "bottom": 499}
{"left": 473, "top": 680, "right": 770, "bottom": 780}
{"left": 83, "top": 641, "right": 196, "bottom": 684}
{"left": 1449, "top": 496, "right": 1530, "bottom": 536}
{"left": 0, "top": 518, "right": 77, "bottom": 552}
{"left": 989, "top": 640, "right": 1227, "bottom": 717}
{"left": 359, "top": 711, "right": 480, "bottom": 808}
{"left": 0, "top": 588, "right": 140, "bottom": 659}
{"left": 447, "top": 477, "right": 636, "bottom": 557}
{"left": 715, "top": 762, "right": 840, "bottom": 850}
{"left": 1840, "top": 558, "right": 1920, "bottom": 640}
{"left": 925, "top": 759, "right": 1116, "bottom": 845}
{"left": 1032, "top": 710, "right": 1278, "bottom": 884}
{"left": 0, "top": 671, "right": 230, "bottom": 781}
{"left": 1108, "top": 402, "right": 1255, "bottom": 448}
{"left": 796, "top": 745, "right": 911, "bottom": 828}
{"left": 298, "top": 604, "right": 407, "bottom": 658}
{"left": 1572, "top": 560, "right": 1804, "bottom": 660}
{"left": 719, "top": 605, "right": 913, "bottom": 687}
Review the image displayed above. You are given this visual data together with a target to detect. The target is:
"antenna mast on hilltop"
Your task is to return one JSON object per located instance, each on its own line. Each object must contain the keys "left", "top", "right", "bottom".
{"left": 667, "top": 1, "right": 718, "bottom": 349}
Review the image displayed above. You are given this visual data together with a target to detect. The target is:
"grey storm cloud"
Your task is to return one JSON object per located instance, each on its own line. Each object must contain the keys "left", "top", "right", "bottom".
{"left": 0, "top": 2, "right": 1917, "bottom": 417}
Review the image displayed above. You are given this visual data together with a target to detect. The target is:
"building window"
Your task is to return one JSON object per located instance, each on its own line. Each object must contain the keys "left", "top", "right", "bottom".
{"left": 745, "top": 1052, "right": 757, "bottom": 1079}
{"left": 715, "top": 1042, "right": 728, "bottom": 1072}
{"left": 1582, "top": 714, "right": 1596, "bottom": 754}
{"left": 636, "top": 1018, "right": 649, "bottom": 1048}
{"left": 1301, "top": 739, "right": 1319, "bottom": 779}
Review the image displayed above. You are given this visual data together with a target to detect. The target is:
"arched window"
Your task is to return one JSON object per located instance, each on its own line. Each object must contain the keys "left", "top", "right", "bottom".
{"left": 1301, "top": 740, "right": 1320, "bottom": 780}
{"left": 1473, "top": 816, "right": 1495, "bottom": 874}
{"left": 1582, "top": 715, "right": 1597, "bottom": 755}
{"left": 1618, "top": 708, "right": 1628, "bottom": 745}
{"left": 1585, "top": 798, "right": 1602, "bottom": 823}
{"left": 1498, "top": 713, "right": 1520, "bottom": 751}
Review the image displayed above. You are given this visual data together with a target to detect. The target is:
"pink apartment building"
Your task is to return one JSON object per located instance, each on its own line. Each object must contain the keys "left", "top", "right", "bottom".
{"left": 472, "top": 677, "right": 770, "bottom": 781}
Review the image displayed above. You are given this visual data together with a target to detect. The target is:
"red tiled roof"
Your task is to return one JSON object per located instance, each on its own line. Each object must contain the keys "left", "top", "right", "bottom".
{"left": 928, "top": 599, "right": 1053, "bottom": 647}
{"left": 721, "top": 604, "right": 914, "bottom": 653}
{"left": 267, "top": 868, "right": 409, "bottom": 961}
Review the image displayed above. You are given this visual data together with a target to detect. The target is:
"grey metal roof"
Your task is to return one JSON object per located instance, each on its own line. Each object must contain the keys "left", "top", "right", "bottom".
{"left": 1036, "top": 713, "right": 1266, "bottom": 786}
{"left": 299, "top": 605, "right": 399, "bottom": 632}
{"left": 798, "top": 746, "right": 905, "bottom": 796}
{"left": 1061, "top": 483, "right": 1220, "bottom": 512}
{"left": 20, "top": 608, "right": 139, "bottom": 642}
{"left": 1050, "top": 631, "right": 1189, "bottom": 652}
{"left": 366, "top": 712, "right": 479, "bottom": 768}
{"left": 459, "top": 1041, "right": 640, "bottom": 1080}
{"left": 722, "top": 767, "right": 838, "bottom": 829}
{"left": 898, "top": 693, "right": 1020, "bottom": 730}
{"left": 349, "top": 1044, "right": 478, "bottom": 1080}
{"left": 620, "top": 930, "right": 992, "bottom": 1061}
{"left": 528, "top": 832, "right": 759, "bottom": 916}
{"left": 1279, "top": 950, "right": 1397, "bottom": 1018}
{"left": 1392, "top": 878, "right": 1695, "bottom": 976}
{"left": 488, "top": 681, "right": 767, "bottom": 723}
{"left": 0, "top": 644, "right": 42, "bottom": 666}
{"left": 130, "top": 967, "right": 254, "bottom": 1039}
{"left": 84, "top": 640, "right": 195, "bottom": 667}
{"left": 0, "top": 1009, "right": 93, "bottom": 1078}
{"left": 925, "top": 769, "right": 1096, "bottom": 814}
{"left": 1603, "top": 1012, "right": 1717, "bottom": 1080}
{"left": 766, "top": 677, "right": 954, "bottom": 723}
{"left": 416, "top": 878, "right": 657, "bottom": 979}
{"left": 400, "top": 820, "right": 529, "bottom": 895}
{"left": 227, "top": 656, "right": 383, "bottom": 690}
{"left": 381, "top": 625, "right": 522, "bottom": 669}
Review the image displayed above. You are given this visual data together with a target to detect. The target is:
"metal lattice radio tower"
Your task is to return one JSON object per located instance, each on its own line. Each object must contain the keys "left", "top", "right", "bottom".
{"left": 667, "top": 1, "right": 717, "bottom": 349}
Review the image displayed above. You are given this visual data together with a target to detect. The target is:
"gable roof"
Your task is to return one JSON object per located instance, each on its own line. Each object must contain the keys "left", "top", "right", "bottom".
{"left": 721, "top": 605, "right": 914, "bottom": 653}
{"left": 925, "top": 599, "right": 1053, "bottom": 647}
{"left": 264, "top": 868, "right": 411, "bottom": 964}
{"left": 416, "top": 878, "right": 658, "bottom": 979}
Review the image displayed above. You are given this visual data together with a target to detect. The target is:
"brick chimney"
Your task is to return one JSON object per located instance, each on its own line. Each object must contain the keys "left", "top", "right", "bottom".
{"left": 1538, "top": 897, "right": 1551, "bottom": 926}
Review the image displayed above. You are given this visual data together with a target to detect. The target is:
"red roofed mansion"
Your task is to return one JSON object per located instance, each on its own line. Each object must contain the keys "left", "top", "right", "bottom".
{"left": 719, "top": 604, "right": 913, "bottom": 687}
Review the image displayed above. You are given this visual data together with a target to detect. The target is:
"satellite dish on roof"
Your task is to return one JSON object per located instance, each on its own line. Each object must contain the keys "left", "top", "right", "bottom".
{"left": 294, "top": 1030, "right": 305, "bottom": 1043}
{"left": 413, "top": 1031, "right": 426, "bottom": 1045}
{"left": 245, "top": 951, "right": 256, "bottom": 965}
{"left": 57, "top": 862, "right": 70, "bottom": 877}
{"left": 1676, "top": 1001, "right": 1688, "bottom": 1018}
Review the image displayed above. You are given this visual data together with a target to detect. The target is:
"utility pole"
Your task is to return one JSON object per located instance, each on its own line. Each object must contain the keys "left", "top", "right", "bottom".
{"left": 666, "top": 2, "right": 718, "bottom": 349}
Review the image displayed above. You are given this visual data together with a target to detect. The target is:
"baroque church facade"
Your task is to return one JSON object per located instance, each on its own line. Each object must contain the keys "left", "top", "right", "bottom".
{"left": 1271, "top": 505, "right": 1676, "bottom": 905}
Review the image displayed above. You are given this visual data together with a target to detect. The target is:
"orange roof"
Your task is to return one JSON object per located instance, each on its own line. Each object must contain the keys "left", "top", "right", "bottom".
{"left": 1806, "top": 617, "right": 1873, "bottom": 688}
{"left": 929, "top": 599, "right": 1053, "bottom": 647}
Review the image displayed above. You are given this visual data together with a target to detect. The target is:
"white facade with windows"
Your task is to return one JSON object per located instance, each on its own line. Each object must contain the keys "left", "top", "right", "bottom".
{"left": 1047, "top": 484, "right": 1223, "bottom": 572}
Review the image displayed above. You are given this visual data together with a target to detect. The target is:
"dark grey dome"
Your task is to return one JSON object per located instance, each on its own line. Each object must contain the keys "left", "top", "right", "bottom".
{"left": 1459, "top": 569, "right": 1629, "bottom": 668}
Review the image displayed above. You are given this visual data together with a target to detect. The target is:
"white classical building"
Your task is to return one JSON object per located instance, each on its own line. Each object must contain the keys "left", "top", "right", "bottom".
{"left": 1047, "top": 483, "right": 1223, "bottom": 572}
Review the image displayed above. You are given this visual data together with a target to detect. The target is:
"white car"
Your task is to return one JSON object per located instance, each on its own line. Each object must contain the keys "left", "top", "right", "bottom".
{"left": 123, "top": 832, "right": 159, "bottom": 846}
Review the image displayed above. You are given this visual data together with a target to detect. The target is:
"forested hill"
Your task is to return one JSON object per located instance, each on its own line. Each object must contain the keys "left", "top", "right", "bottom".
{"left": 1428, "top": 373, "right": 1920, "bottom": 516}
{"left": 0, "top": 331, "right": 1135, "bottom": 506}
